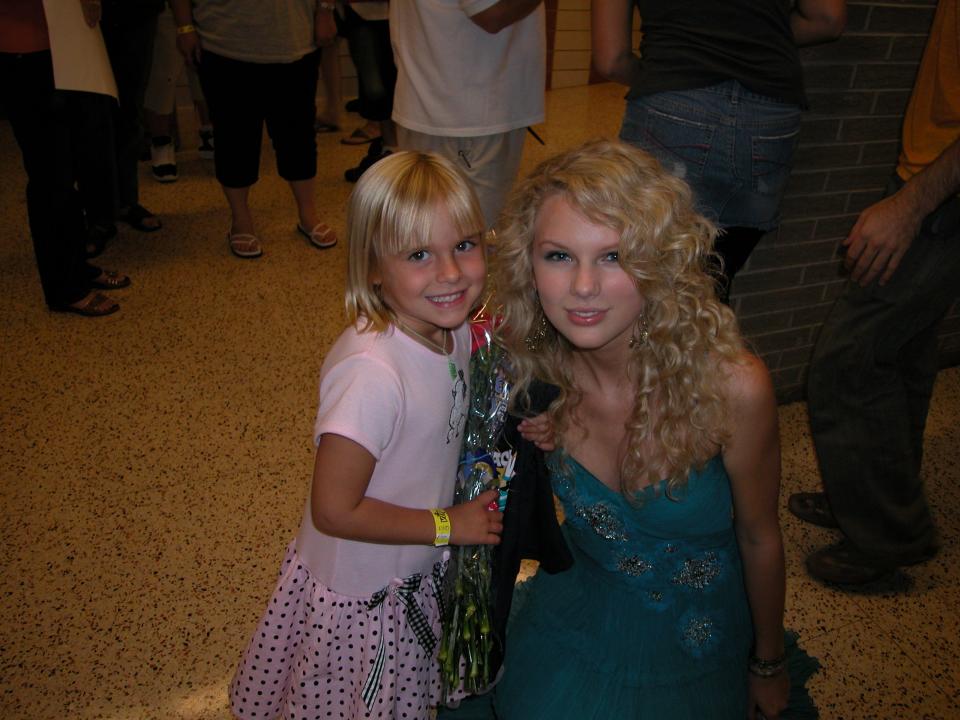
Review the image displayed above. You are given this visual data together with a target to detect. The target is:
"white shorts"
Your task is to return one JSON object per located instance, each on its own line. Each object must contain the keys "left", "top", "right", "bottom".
{"left": 396, "top": 125, "right": 527, "bottom": 230}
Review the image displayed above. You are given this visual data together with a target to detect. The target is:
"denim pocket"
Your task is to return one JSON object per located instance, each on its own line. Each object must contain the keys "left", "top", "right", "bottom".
{"left": 621, "top": 99, "right": 715, "bottom": 185}
{"left": 750, "top": 127, "right": 799, "bottom": 197}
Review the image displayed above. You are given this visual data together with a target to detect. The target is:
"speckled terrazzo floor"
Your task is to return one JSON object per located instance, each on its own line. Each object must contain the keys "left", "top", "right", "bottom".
{"left": 1, "top": 83, "right": 958, "bottom": 720}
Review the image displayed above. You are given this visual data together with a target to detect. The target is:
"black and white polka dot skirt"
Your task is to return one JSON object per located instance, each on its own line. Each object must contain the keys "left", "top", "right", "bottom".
{"left": 229, "top": 542, "right": 446, "bottom": 719}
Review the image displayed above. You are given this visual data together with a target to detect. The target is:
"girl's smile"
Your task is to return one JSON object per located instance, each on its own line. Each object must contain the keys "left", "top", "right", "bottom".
{"left": 373, "top": 203, "right": 486, "bottom": 347}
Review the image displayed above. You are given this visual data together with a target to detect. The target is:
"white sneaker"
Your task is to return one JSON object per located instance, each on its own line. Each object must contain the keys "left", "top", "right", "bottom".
{"left": 150, "top": 140, "right": 178, "bottom": 183}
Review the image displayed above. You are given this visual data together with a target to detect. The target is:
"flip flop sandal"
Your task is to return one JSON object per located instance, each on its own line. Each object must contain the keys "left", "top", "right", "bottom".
{"left": 340, "top": 126, "right": 380, "bottom": 145}
{"left": 228, "top": 232, "right": 263, "bottom": 259}
{"left": 50, "top": 292, "right": 119, "bottom": 317}
{"left": 297, "top": 223, "right": 338, "bottom": 249}
{"left": 90, "top": 270, "right": 131, "bottom": 290}
{"left": 118, "top": 203, "right": 162, "bottom": 233}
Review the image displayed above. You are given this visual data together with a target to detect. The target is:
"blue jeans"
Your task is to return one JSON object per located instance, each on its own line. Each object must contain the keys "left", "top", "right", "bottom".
{"left": 340, "top": 6, "right": 395, "bottom": 122}
{"left": 807, "top": 175, "right": 960, "bottom": 565}
{"left": 621, "top": 80, "right": 801, "bottom": 232}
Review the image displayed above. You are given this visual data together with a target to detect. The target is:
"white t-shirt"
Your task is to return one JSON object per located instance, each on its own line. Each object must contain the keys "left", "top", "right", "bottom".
{"left": 390, "top": 0, "right": 546, "bottom": 137}
{"left": 295, "top": 322, "right": 470, "bottom": 597}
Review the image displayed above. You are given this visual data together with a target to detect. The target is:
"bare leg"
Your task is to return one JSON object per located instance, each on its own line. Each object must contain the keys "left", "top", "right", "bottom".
{"left": 289, "top": 177, "right": 337, "bottom": 247}
{"left": 289, "top": 178, "right": 318, "bottom": 230}
{"left": 222, "top": 184, "right": 255, "bottom": 235}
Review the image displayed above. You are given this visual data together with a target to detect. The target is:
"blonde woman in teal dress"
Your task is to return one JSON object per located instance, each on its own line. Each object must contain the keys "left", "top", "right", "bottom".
{"left": 489, "top": 139, "right": 816, "bottom": 719}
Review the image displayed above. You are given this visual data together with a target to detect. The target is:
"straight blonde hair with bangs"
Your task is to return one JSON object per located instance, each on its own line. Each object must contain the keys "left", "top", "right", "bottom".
{"left": 345, "top": 151, "right": 485, "bottom": 332}
{"left": 494, "top": 139, "right": 745, "bottom": 496}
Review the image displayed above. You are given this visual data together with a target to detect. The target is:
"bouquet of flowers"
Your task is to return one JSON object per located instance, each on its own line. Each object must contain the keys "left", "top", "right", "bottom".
{"left": 439, "top": 313, "right": 513, "bottom": 698}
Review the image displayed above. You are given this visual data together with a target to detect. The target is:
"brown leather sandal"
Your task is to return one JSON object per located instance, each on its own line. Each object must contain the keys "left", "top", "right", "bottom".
{"left": 90, "top": 270, "right": 131, "bottom": 290}
{"left": 50, "top": 292, "right": 119, "bottom": 317}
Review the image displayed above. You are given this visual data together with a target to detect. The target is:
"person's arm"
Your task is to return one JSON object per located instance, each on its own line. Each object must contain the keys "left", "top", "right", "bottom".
{"left": 169, "top": 0, "right": 202, "bottom": 67}
{"left": 310, "top": 433, "right": 504, "bottom": 546}
{"left": 845, "top": 136, "right": 960, "bottom": 286}
{"left": 791, "top": 0, "right": 846, "bottom": 46}
{"left": 315, "top": 0, "right": 337, "bottom": 47}
{"left": 722, "top": 354, "right": 789, "bottom": 720}
{"left": 469, "top": 0, "right": 542, "bottom": 35}
{"left": 590, "top": 0, "right": 640, "bottom": 86}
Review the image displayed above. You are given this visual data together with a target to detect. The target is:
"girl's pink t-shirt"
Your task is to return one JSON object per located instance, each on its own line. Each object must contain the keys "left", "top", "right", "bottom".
{"left": 295, "top": 322, "right": 470, "bottom": 597}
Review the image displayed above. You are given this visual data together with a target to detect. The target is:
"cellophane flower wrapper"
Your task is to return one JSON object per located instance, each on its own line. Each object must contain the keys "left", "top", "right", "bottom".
{"left": 439, "top": 314, "right": 512, "bottom": 699}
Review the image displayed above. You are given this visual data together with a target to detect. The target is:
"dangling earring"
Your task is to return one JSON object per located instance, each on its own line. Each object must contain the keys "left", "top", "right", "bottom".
{"left": 525, "top": 310, "right": 549, "bottom": 351}
{"left": 628, "top": 313, "right": 650, "bottom": 350}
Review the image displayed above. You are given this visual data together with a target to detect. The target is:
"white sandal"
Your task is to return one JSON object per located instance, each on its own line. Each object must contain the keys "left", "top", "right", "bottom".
{"left": 227, "top": 231, "right": 262, "bottom": 259}
{"left": 297, "top": 222, "right": 338, "bottom": 249}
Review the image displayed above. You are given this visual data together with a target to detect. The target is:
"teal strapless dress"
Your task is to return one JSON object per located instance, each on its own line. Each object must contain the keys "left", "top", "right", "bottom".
{"left": 493, "top": 453, "right": 817, "bottom": 720}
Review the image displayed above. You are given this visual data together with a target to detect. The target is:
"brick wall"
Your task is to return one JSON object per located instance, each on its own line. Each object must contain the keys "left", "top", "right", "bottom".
{"left": 731, "top": 0, "right": 959, "bottom": 401}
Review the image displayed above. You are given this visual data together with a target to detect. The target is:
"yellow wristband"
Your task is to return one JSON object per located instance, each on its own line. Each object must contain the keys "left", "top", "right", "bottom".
{"left": 176, "top": 24, "right": 197, "bottom": 35}
{"left": 429, "top": 508, "right": 451, "bottom": 547}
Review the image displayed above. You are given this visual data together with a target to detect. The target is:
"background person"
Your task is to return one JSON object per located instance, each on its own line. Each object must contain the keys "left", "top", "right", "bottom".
{"left": 592, "top": 0, "right": 846, "bottom": 301}
{"left": 390, "top": 0, "right": 545, "bottom": 230}
{"left": 100, "top": 0, "right": 165, "bottom": 232}
{"left": 1, "top": 0, "right": 130, "bottom": 317}
{"left": 790, "top": 0, "right": 960, "bottom": 587}
{"left": 143, "top": 4, "right": 215, "bottom": 183}
{"left": 171, "top": 0, "right": 338, "bottom": 258}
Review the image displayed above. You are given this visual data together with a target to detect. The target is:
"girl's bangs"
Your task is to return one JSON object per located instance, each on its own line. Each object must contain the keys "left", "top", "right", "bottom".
{"left": 375, "top": 171, "right": 483, "bottom": 257}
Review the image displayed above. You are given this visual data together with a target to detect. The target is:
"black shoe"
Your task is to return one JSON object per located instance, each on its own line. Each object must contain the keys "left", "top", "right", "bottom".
{"left": 345, "top": 138, "right": 390, "bottom": 183}
{"left": 806, "top": 540, "right": 893, "bottom": 586}
{"left": 198, "top": 127, "right": 215, "bottom": 160}
{"left": 787, "top": 491, "right": 838, "bottom": 528}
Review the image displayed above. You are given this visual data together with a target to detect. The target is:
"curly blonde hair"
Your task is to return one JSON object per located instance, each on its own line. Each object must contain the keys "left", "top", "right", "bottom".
{"left": 494, "top": 139, "right": 744, "bottom": 496}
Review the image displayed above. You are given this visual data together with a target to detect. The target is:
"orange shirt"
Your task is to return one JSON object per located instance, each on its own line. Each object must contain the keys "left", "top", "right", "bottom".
{"left": 897, "top": 0, "right": 960, "bottom": 181}
{"left": 0, "top": 0, "right": 49, "bottom": 53}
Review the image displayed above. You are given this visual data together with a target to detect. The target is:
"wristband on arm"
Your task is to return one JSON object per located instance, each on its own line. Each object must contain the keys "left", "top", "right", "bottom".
{"left": 429, "top": 508, "right": 451, "bottom": 547}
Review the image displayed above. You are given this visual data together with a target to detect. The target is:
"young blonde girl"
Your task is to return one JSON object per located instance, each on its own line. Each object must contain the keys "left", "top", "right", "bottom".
{"left": 490, "top": 139, "right": 809, "bottom": 719}
{"left": 229, "top": 151, "right": 503, "bottom": 720}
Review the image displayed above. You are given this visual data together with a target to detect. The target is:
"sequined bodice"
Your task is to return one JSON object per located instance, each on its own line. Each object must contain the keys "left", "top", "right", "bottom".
{"left": 549, "top": 452, "right": 750, "bottom": 658}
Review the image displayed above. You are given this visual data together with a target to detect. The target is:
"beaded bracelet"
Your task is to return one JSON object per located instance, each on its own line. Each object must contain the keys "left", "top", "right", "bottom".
{"left": 176, "top": 24, "right": 197, "bottom": 35}
{"left": 429, "top": 508, "right": 451, "bottom": 547}
{"left": 748, "top": 653, "right": 787, "bottom": 678}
